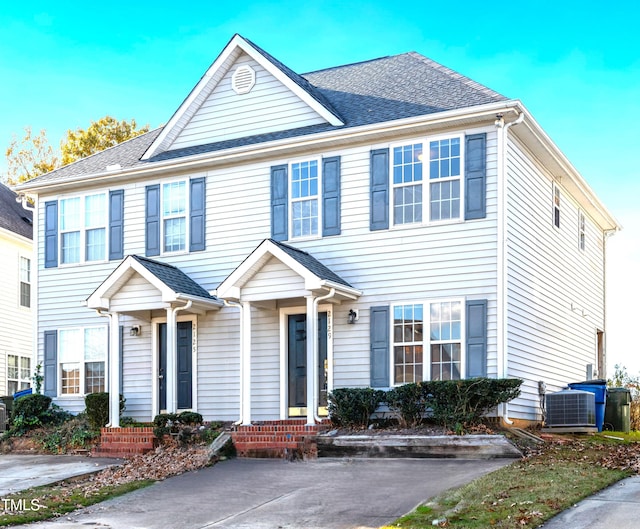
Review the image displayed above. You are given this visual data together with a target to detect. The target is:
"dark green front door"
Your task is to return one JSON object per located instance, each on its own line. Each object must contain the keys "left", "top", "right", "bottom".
{"left": 287, "top": 312, "right": 328, "bottom": 415}
{"left": 159, "top": 321, "right": 192, "bottom": 411}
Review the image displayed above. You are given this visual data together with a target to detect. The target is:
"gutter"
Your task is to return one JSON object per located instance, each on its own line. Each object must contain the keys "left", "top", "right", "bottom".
{"left": 312, "top": 288, "right": 336, "bottom": 423}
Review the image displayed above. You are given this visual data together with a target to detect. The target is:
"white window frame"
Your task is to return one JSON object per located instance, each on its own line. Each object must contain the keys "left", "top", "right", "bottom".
{"left": 59, "top": 192, "right": 108, "bottom": 265}
{"left": 289, "top": 158, "right": 322, "bottom": 240}
{"left": 7, "top": 354, "right": 31, "bottom": 395}
{"left": 19, "top": 255, "right": 31, "bottom": 309}
{"left": 161, "top": 179, "right": 189, "bottom": 254}
{"left": 390, "top": 133, "right": 465, "bottom": 228}
{"left": 578, "top": 210, "right": 586, "bottom": 251}
{"left": 553, "top": 183, "right": 561, "bottom": 229}
{"left": 390, "top": 298, "right": 465, "bottom": 386}
{"left": 58, "top": 326, "right": 108, "bottom": 397}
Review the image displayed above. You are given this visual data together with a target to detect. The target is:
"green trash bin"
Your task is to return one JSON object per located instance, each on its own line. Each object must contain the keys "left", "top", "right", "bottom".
{"left": 604, "top": 388, "right": 631, "bottom": 433}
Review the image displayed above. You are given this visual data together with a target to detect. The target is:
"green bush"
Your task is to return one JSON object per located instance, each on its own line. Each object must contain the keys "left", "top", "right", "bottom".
{"left": 10, "top": 394, "right": 52, "bottom": 433}
{"left": 84, "top": 392, "right": 126, "bottom": 430}
{"left": 424, "top": 378, "right": 523, "bottom": 430}
{"left": 328, "top": 388, "right": 385, "bottom": 428}
{"left": 38, "top": 414, "right": 98, "bottom": 454}
{"left": 153, "top": 411, "right": 204, "bottom": 443}
{"left": 385, "top": 382, "right": 428, "bottom": 428}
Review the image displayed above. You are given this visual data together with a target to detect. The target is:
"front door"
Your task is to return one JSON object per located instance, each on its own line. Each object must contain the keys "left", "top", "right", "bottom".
{"left": 287, "top": 312, "right": 328, "bottom": 416}
{"left": 158, "top": 321, "right": 193, "bottom": 412}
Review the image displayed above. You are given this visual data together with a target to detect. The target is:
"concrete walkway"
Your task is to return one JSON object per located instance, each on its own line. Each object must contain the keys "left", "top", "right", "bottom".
{"left": 0, "top": 454, "right": 122, "bottom": 496}
{"left": 3, "top": 457, "right": 510, "bottom": 529}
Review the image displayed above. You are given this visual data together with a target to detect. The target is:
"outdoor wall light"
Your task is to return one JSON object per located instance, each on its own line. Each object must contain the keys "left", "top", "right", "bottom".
{"left": 130, "top": 325, "right": 141, "bottom": 337}
{"left": 347, "top": 309, "right": 358, "bottom": 324}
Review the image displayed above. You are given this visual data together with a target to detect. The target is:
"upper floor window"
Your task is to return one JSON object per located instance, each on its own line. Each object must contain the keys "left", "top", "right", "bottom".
{"left": 7, "top": 354, "right": 31, "bottom": 395}
{"left": 162, "top": 181, "right": 187, "bottom": 252}
{"left": 391, "top": 136, "right": 463, "bottom": 226}
{"left": 59, "top": 193, "right": 107, "bottom": 264}
{"left": 579, "top": 211, "right": 586, "bottom": 251}
{"left": 291, "top": 160, "right": 319, "bottom": 238}
{"left": 59, "top": 326, "right": 106, "bottom": 395}
{"left": 19, "top": 256, "right": 31, "bottom": 308}
{"left": 553, "top": 184, "right": 561, "bottom": 229}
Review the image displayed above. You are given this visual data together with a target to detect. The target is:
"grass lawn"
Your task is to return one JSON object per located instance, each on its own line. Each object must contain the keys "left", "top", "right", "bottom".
{"left": 382, "top": 434, "right": 636, "bottom": 529}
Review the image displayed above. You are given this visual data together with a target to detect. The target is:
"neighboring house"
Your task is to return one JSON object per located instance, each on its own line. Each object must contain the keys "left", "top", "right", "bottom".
{"left": 16, "top": 34, "right": 619, "bottom": 429}
{"left": 0, "top": 183, "right": 33, "bottom": 397}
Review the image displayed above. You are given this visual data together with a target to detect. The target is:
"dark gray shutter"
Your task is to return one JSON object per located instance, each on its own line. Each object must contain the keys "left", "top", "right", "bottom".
{"left": 271, "top": 164, "right": 288, "bottom": 241}
{"left": 464, "top": 133, "right": 487, "bottom": 220}
{"left": 189, "top": 177, "right": 206, "bottom": 252}
{"left": 109, "top": 190, "right": 124, "bottom": 260}
{"left": 145, "top": 184, "right": 160, "bottom": 256}
{"left": 466, "top": 299, "right": 488, "bottom": 378}
{"left": 44, "top": 201, "right": 58, "bottom": 268}
{"left": 322, "top": 156, "right": 341, "bottom": 236}
{"left": 370, "top": 305, "right": 390, "bottom": 387}
{"left": 370, "top": 149, "right": 389, "bottom": 230}
{"left": 43, "top": 330, "right": 57, "bottom": 397}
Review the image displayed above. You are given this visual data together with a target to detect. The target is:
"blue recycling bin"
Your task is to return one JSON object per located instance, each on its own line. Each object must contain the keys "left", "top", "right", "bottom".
{"left": 568, "top": 380, "right": 607, "bottom": 432}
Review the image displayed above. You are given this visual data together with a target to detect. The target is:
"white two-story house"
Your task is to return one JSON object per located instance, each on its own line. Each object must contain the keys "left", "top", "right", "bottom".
{"left": 0, "top": 183, "right": 33, "bottom": 398}
{"left": 16, "top": 34, "right": 619, "bottom": 431}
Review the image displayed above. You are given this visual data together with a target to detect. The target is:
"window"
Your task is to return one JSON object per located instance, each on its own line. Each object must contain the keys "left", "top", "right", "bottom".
{"left": 392, "top": 300, "right": 463, "bottom": 384}
{"left": 291, "top": 160, "right": 319, "bottom": 238}
{"left": 579, "top": 211, "right": 586, "bottom": 251}
{"left": 7, "top": 355, "right": 31, "bottom": 395}
{"left": 59, "top": 193, "right": 107, "bottom": 264}
{"left": 553, "top": 184, "right": 561, "bottom": 228}
{"left": 59, "top": 327, "right": 106, "bottom": 395}
{"left": 162, "top": 181, "right": 187, "bottom": 252}
{"left": 19, "top": 256, "right": 31, "bottom": 308}
{"left": 391, "top": 136, "right": 462, "bottom": 226}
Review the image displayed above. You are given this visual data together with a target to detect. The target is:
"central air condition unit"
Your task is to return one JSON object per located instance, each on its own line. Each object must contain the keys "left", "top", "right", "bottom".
{"left": 545, "top": 389, "right": 596, "bottom": 428}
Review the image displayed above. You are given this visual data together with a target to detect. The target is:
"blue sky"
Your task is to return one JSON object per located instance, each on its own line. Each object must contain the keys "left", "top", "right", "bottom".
{"left": 1, "top": 1, "right": 638, "bottom": 376}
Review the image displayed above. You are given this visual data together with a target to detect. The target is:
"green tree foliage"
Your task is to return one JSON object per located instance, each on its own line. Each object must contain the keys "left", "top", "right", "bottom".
{"left": 61, "top": 116, "right": 149, "bottom": 166}
{"left": 4, "top": 116, "right": 149, "bottom": 184}
{"left": 5, "top": 127, "right": 59, "bottom": 184}
{"left": 608, "top": 364, "right": 640, "bottom": 400}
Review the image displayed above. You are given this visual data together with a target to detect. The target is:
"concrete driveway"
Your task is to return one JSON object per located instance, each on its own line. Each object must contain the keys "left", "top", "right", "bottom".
{"left": 5, "top": 457, "right": 511, "bottom": 529}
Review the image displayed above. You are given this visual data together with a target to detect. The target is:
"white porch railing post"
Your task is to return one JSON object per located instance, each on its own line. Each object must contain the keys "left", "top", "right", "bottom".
{"left": 241, "top": 301, "right": 252, "bottom": 425}
{"left": 109, "top": 311, "right": 121, "bottom": 428}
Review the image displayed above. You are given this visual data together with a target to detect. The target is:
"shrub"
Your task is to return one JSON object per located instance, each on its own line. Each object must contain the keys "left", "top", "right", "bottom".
{"left": 10, "top": 394, "right": 52, "bottom": 433}
{"left": 384, "top": 382, "right": 428, "bottom": 428}
{"left": 424, "top": 378, "right": 523, "bottom": 430}
{"left": 153, "top": 411, "right": 204, "bottom": 443}
{"left": 328, "top": 388, "right": 385, "bottom": 428}
{"left": 38, "top": 414, "right": 98, "bottom": 453}
{"left": 85, "top": 392, "right": 126, "bottom": 430}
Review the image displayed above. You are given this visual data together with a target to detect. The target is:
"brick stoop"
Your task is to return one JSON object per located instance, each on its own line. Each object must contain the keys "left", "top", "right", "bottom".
{"left": 91, "top": 427, "right": 157, "bottom": 458}
{"left": 231, "top": 420, "right": 331, "bottom": 459}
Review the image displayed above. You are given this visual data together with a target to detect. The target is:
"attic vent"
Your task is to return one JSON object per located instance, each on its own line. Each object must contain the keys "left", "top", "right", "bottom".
{"left": 232, "top": 65, "right": 256, "bottom": 95}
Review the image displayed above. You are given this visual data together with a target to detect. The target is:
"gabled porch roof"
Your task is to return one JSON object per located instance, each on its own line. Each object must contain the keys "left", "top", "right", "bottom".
{"left": 215, "top": 239, "right": 362, "bottom": 303}
{"left": 86, "top": 255, "right": 223, "bottom": 313}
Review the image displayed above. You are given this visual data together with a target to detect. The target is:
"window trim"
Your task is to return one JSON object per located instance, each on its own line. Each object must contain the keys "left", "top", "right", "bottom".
{"left": 57, "top": 326, "right": 108, "bottom": 397}
{"left": 19, "top": 255, "right": 31, "bottom": 309}
{"left": 58, "top": 191, "right": 109, "bottom": 265}
{"left": 160, "top": 178, "right": 190, "bottom": 254}
{"left": 390, "top": 297, "right": 466, "bottom": 386}
{"left": 578, "top": 210, "right": 586, "bottom": 251}
{"left": 389, "top": 133, "right": 465, "bottom": 229}
{"left": 553, "top": 183, "right": 561, "bottom": 229}
{"left": 288, "top": 157, "right": 322, "bottom": 240}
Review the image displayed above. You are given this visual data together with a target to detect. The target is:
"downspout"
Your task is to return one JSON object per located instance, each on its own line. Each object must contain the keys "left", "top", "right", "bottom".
{"left": 312, "top": 288, "right": 336, "bottom": 423}
{"left": 223, "top": 300, "right": 245, "bottom": 426}
{"left": 496, "top": 112, "right": 524, "bottom": 426}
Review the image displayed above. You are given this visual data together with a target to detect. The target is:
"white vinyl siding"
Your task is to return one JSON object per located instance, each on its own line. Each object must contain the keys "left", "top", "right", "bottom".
{"left": 170, "top": 54, "right": 327, "bottom": 151}
{"left": 505, "top": 137, "right": 605, "bottom": 420}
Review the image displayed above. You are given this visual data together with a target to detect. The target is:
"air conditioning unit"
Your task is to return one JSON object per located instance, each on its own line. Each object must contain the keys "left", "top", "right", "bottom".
{"left": 0, "top": 403, "right": 6, "bottom": 433}
{"left": 545, "top": 389, "right": 595, "bottom": 428}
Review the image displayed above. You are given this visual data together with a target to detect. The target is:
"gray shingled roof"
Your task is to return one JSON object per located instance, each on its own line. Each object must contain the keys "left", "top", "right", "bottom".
{"left": 0, "top": 183, "right": 33, "bottom": 239}
{"left": 22, "top": 42, "right": 507, "bottom": 186}
{"left": 131, "top": 255, "right": 217, "bottom": 300}
{"left": 269, "top": 240, "right": 354, "bottom": 289}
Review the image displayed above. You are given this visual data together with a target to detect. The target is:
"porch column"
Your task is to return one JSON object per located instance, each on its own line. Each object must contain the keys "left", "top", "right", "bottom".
{"left": 305, "top": 295, "right": 317, "bottom": 426}
{"left": 166, "top": 307, "right": 177, "bottom": 413}
{"left": 109, "top": 311, "right": 121, "bottom": 427}
{"left": 241, "top": 301, "right": 252, "bottom": 425}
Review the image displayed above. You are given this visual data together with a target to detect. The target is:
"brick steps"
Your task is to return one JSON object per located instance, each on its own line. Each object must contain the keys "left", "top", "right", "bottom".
{"left": 231, "top": 420, "right": 330, "bottom": 459}
{"left": 92, "top": 427, "right": 156, "bottom": 459}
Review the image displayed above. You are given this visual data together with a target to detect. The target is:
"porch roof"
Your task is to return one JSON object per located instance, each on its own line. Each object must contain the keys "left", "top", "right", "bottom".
{"left": 215, "top": 239, "right": 362, "bottom": 302}
{"left": 86, "top": 255, "right": 223, "bottom": 312}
